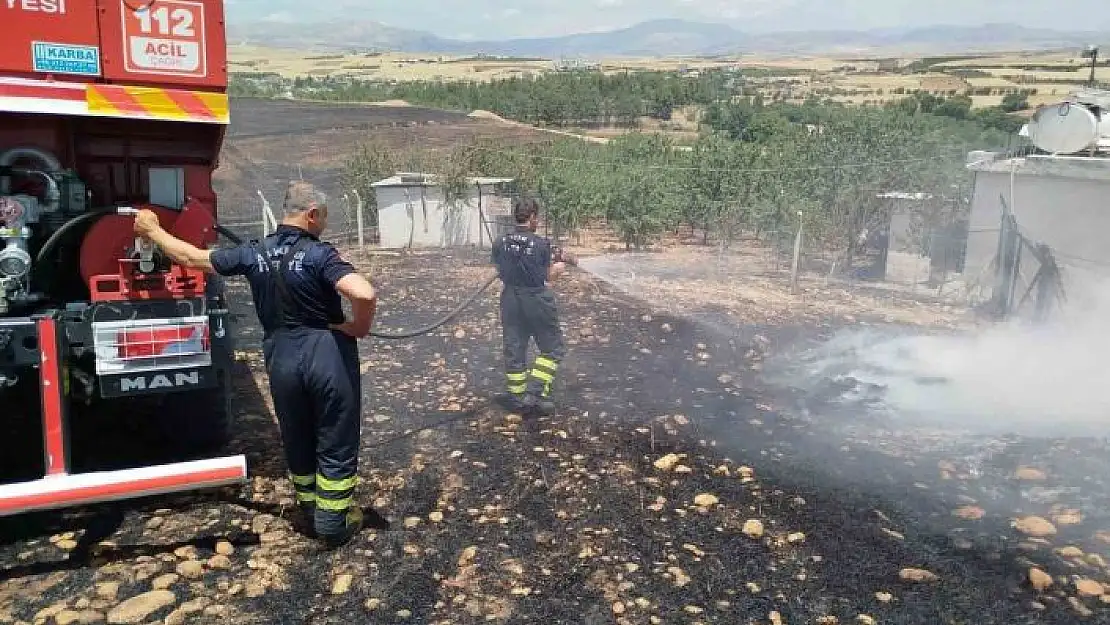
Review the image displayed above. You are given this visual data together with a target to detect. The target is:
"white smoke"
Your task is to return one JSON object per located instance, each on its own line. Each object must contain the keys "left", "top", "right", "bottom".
{"left": 786, "top": 269, "right": 1110, "bottom": 437}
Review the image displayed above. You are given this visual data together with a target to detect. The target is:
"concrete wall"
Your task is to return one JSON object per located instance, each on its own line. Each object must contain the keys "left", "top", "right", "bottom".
{"left": 964, "top": 155, "right": 1110, "bottom": 303}
{"left": 375, "top": 184, "right": 513, "bottom": 249}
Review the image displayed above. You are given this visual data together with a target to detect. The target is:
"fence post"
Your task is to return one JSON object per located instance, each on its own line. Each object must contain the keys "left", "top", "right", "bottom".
{"left": 790, "top": 211, "right": 804, "bottom": 294}
{"left": 353, "top": 189, "right": 364, "bottom": 250}
{"left": 992, "top": 195, "right": 1021, "bottom": 320}
{"left": 256, "top": 189, "right": 275, "bottom": 238}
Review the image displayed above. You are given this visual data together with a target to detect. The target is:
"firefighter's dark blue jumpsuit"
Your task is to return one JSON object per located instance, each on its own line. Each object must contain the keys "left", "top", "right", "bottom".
{"left": 491, "top": 225, "right": 567, "bottom": 401}
{"left": 210, "top": 224, "right": 361, "bottom": 537}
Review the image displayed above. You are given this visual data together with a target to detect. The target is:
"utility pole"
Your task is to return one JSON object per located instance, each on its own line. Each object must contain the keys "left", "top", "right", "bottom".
{"left": 1082, "top": 45, "right": 1099, "bottom": 87}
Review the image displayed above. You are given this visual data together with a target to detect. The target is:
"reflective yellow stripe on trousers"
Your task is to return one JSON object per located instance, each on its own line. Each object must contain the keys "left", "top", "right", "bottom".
{"left": 290, "top": 473, "right": 315, "bottom": 504}
{"left": 507, "top": 371, "right": 527, "bottom": 394}
{"left": 315, "top": 474, "right": 358, "bottom": 512}
{"left": 530, "top": 356, "right": 558, "bottom": 396}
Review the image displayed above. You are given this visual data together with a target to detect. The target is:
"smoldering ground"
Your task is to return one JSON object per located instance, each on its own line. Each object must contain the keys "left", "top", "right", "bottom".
{"left": 770, "top": 273, "right": 1110, "bottom": 439}
{"left": 582, "top": 250, "right": 1110, "bottom": 439}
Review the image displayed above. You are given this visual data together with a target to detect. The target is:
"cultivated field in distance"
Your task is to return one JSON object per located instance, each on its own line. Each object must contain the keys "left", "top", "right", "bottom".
{"left": 229, "top": 45, "right": 1110, "bottom": 114}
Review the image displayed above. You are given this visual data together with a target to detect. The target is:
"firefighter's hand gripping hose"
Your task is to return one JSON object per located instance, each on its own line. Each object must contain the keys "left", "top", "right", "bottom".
{"left": 212, "top": 223, "right": 499, "bottom": 340}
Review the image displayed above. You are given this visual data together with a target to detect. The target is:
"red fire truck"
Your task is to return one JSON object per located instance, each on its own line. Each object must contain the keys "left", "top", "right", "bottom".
{"left": 0, "top": 0, "right": 247, "bottom": 516}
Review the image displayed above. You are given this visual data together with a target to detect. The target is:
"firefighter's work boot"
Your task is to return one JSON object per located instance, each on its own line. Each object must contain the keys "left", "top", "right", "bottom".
{"left": 520, "top": 393, "right": 556, "bottom": 417}
{"left": 533, "top": 398, "right": 557, "bottom": 416}
{"left": 494, "top": 392, "right": 527, "bottom": 413}
{"left": 320, "top": 506, "right": 364, "bottom": 550}
{"left": 287, "top": 503, "right": 318, "bottom": 539}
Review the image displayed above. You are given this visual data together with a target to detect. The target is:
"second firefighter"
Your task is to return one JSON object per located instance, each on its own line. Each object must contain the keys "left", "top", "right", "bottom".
{"left": 491, "top": 196, "right": 577, "bottom": 416}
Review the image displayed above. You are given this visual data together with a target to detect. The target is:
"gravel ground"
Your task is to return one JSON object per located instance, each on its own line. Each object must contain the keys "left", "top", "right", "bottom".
{"left": 2, "top": 248, "right": 1109, "bottom": 625}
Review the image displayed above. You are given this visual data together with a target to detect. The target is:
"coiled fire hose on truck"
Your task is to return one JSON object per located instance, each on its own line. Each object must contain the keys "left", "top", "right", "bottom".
{"left": 212, "top": 223, "right": 500, "bottom": 340}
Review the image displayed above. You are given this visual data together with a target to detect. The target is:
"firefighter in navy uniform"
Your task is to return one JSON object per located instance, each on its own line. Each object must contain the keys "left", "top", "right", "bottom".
{"left": 133, "top": 181, "right": 379, "bottom": 550}
{"left": 492, "top": 196, "right": 577, "bottom": 416}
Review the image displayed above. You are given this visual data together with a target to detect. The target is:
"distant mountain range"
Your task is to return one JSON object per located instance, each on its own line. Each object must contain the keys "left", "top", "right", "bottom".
{"left": 226, "top": 18, "right": 1110, "bottom": 57}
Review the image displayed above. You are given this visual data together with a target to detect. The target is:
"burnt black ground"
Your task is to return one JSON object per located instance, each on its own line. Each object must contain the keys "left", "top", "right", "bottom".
{"left": 2, "top": 248, "right": 1109, "bottom": 625}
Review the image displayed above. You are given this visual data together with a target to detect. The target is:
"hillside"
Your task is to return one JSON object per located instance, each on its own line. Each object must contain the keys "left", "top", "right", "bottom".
{"left": 226, "top": 18, "right": 1110, "bottom": 57}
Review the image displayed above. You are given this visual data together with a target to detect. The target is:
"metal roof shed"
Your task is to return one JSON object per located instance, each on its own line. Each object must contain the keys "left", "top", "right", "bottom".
{"left": 372, "top": 173, "right": 516, "bottom": 250}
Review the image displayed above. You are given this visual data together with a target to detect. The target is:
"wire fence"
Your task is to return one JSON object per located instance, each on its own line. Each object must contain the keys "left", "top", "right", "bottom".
{"left": 211, "top": 124, "right": 1110, "bottom": 323}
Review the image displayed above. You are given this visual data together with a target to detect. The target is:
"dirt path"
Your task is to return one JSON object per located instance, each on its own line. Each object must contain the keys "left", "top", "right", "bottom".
{"left": 1, "top": 249, "right": 1107, "bottom": 625}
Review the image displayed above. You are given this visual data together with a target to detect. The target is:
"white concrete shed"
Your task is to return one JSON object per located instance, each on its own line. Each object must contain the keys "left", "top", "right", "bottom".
{"left": 372, "top": 173, "right": 516, "bottom": 250}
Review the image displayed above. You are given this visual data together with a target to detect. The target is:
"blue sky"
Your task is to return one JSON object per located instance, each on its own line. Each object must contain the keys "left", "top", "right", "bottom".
{"left": 224, "top": 0, "right": 1110, "bottom": 40}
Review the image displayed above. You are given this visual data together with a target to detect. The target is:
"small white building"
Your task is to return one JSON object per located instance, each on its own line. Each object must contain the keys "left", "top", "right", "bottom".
{"left": 962, "top": 88, "right": 1110, "bottom": 305}
{"left": 372, "top": 173, "right": 516, "bottom": 250}
{"left": 964, "top": 152, "right": 1110, "bottom": 295}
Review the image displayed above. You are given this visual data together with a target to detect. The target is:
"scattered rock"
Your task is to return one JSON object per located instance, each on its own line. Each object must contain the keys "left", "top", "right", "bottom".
{"left": 365, "top": 598, "right": 382, "bottom": 611}
{"left": 179, "top": 598, "right": 211, "bottom": 615}
{"left": 1029, "top": 568, "right": 1053, "bottom": 592}
{"left": 175, "top": 561, "right": 204, "bottom": 579}
{"left": 611, "top": 602, "right": 625, "bottom": 615}
{"left": 768, "top": 610, "right": 783, "bottom": 625}
{"left": 332, "top": 574, "right": 354, "bottom": 595}
{"left": 429, "top": 511, "right": 444, "bottom": 523}
{"left": 742, "top": 519, "right": 764, "bottom": 539}
{"left": 693, "top": 493, "right": 719, "bottom": 508}
{"left": 953, "top": 506, "right": 985, "bottom": 521}
{"left": 899, "top": 568, "right": 938, "bottom": 583}
{"left": 1054, "top": 510, "right": 1083, "bottom": 526}
{"left": 875, "top": 592, "right": 894, "bottom": 603}
{"left": 215, "top": 541, "right": 235, "bottom": 556}
{"left": 1057, "top": 546, "right": 1085, "bottom": 559}
{"left": 1069, "top": 596, "right": 1094, "bottom": 617}
{"left": 207, "top": 555, "right": 232, "bottom": 570}
{"left": 95, "top": 582, "right": 121, "bottom": 601}
{"left": 1014, "top": 467, "right": 1047, "bottom": 481}
{"left": 856, "top": 616, "right": 876, "bottom": 625}
{"left": 34, "top": 603, "right": 69, "bottom": 623}
{"left": 1014, "top": 516, "right": 1057, "bottom": 538}
{"left": 57, "top": 539, "right": 79, "bottom": 551}
{"left": 1075, "top": 578, "right": 1105, "bottom": 597}
{"left": 816, "top": 618, "right": 839, "bottom": 625}
{"left": 667, "top": 566, "right": 691, "bottom": 587}
{"left": 151, "top": 574, "right": 179, "bottom": 590}
{"left": 106, "top": 591, "right": 176, "bottom": 625}
{"left": 403, "top": 517, "right": 421, "bottom": 529}
{"left": 787, "top": 532, "right": 806, "bottom": 544}
{"left": 653, "top": 454, "right": 682, "bottom": 471}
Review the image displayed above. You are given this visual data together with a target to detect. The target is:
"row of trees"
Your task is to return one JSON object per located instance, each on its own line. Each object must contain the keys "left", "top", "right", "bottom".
{"left": 230, "top": 70, "right": 737, "bottom": 127}
{"left": 344, "top": 99, "right": 1010, "bottom": 264}
{"left": 230, "top": 69, "right": 1033, "bottom": 140}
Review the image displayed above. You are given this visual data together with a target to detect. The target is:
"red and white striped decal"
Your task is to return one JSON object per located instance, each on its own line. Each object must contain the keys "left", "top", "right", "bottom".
{"left": 0, "top": 76, "right": 88, "bottom": 117}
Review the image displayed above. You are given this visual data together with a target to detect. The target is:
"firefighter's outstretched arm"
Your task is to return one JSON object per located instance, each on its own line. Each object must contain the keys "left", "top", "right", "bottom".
{"left": 331, "top": 273, "right": 377, "bottom": 339}
{"left": 133, "top": 209, "right": 215, "bottom": 272}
